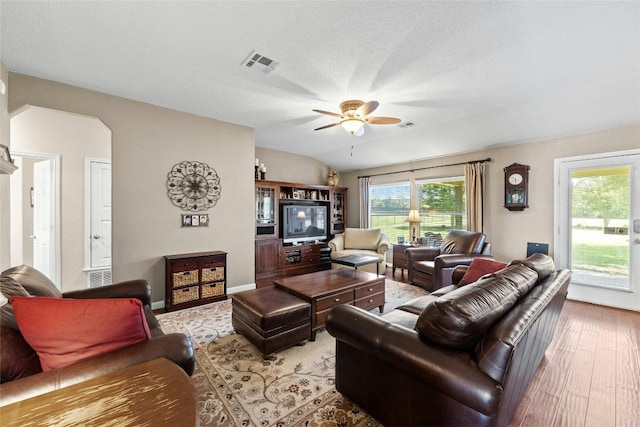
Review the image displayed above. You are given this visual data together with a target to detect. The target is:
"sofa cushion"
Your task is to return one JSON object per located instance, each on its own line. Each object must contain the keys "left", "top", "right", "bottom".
{"left": 415, "top": 275, "right": 520, "bottom": 349}
{"left": 509, "top": 253, "right": 555, "bottom": 285}
{"left": 343, "top": 228, "right": 381, "bottom": 251}
{"left": 458, "top": 258, "right": 508, "bottom": 285}
{"left": 1, "top": 265, "right": 62, "bottom": 297}
{"left": 12, "top": 296, "right": 151, "bottom": 371}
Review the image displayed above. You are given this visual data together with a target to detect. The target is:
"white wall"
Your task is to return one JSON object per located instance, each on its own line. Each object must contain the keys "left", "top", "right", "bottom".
{"left": 0, "top": 62, "right": 11, "bottom": 271}
{"left": 343, "top": 125, "right": 640, "bottom": 263}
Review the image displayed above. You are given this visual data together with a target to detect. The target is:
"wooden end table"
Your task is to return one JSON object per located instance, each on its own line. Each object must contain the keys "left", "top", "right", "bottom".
{"left": 275, "top": 269, "right": 385, "bottom": 341}
{"left": 2, "top": 358, "right": 198, "bottom": 426}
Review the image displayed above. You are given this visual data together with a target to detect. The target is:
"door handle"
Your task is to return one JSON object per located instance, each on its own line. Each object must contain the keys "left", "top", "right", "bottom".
{"left": 92, "top": 234, "right": 101, "bottom": 239}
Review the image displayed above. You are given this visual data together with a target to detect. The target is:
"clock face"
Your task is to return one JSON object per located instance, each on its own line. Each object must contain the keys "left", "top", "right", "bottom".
{"left": 508, "top": 173, "right": 523, "bottom": 185}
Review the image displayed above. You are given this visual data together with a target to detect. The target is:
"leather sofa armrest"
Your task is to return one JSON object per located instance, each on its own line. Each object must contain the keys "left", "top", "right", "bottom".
{"left": 435, "top": 254, "right": 495, "bottom": 269}
{"left": 0, "top": 333, "right": 194, "bottom": 407}
{"left": 326, "top": 304, "right": 500, "bottom": 415}
{"left": 405, "top": 246, "right": 441, "bottom": 263}
{"left": 377, "top": 233, "right": 390, "bottom": 255}
{"left": 63, "top": 279, "right": 152, "bottom": 306}
{"left": 451, "top": 265, "right": 469, "bottom": 284}
{"left": 329, "top": 234, "right": 344, "bottom": 252}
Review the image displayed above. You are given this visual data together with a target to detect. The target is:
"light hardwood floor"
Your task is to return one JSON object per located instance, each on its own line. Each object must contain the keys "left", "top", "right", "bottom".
{"left": 387, "top": 267, "right": 640, "bottom": 427}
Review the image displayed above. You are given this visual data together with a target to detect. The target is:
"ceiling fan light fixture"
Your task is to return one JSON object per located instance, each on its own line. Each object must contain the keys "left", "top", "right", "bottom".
{"left": 341, "top": 118, "right": 365, "bottom": 135}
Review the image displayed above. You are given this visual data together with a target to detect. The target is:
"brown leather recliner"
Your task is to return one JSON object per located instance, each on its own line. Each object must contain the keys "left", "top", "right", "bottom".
{"left": 0, "top": 265, "right": 195, "bottom": 406}
{"left": 405, "top": 230, "right": 492, "bottom": 291}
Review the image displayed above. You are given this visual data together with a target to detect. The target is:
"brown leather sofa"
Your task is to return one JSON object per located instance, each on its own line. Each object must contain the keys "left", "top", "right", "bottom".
{"left": 327, "top": 253, "right": 571, "bottom": 427}
{"left": 0, "top": 265, "right": 195, "bottom": 406}
{"left": 405, "top": 229, "right": 492, "bottom": 291}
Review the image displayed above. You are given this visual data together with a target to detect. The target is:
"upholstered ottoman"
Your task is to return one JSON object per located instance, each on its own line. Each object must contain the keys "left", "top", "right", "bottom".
{"left": 231, "top": 286, "right": 311, "bottom": 358}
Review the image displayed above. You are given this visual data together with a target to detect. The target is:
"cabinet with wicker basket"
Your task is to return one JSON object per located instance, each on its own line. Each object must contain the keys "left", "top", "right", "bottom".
{"left": 165, "top": 250, "right": 227, "bottom": 311}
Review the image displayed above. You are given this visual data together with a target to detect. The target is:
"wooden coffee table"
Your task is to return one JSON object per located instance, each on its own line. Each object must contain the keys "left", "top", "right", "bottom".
{"left": 1, "top": 358, "right": 198, "bottom": 426}
{"left": 275, "top": 269, "right": 385, "bottom": 340}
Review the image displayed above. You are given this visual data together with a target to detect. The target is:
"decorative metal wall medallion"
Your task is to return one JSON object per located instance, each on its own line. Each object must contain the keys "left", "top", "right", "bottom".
{"left": 167, "top": 161, "right": 221, "bottom": 211}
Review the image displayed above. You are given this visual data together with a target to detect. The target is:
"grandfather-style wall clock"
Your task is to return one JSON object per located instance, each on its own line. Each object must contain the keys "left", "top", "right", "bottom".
{"left": 504, "top": 163, "right": 530, "bottom": 211}
{"left": 167, "top": 161, "right": 221, "bottom": 211}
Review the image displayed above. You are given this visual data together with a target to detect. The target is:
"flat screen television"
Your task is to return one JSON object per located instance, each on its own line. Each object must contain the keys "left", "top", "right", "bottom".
{"left": 281, "top": 204, "right": 328, "bottom": 244}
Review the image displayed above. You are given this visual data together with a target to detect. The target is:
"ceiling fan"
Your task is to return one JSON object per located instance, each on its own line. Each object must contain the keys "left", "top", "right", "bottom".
{"left": 313, "top": 100, "right": 401, "bottom": 136}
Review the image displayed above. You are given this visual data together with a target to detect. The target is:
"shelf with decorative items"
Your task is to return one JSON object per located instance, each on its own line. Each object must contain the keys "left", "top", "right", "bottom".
{"left": 254, "top": 179, "right": 347, "bottom": 286}
{"left": 165, "top": 251, "right": 227, "bottom": 311}
{"left": 0, "top": 144, "right": 18, "bottom": 174}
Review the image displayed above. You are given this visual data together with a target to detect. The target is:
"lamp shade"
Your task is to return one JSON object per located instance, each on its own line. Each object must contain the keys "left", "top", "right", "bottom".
{"left": 296, "top": 211, "right": 306, "bottom": 219}
{"left": 341, "top": 118, "right": 365, "bottom": 135}
{"left": 407, "top": 209, "right": 421, "bottom": 222}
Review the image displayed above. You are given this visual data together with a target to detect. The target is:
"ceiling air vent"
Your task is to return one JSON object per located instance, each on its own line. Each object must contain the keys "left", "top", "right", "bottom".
{"left": 241, "top": 50, "right": 279, "bottom": 74}
{"left": 397, "top": 121, "right": 416, "bottom": 129}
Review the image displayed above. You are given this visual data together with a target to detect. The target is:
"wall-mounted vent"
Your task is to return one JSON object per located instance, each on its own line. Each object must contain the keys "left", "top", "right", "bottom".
{"left": 88, "top": 268, "right": 112, "bottom": 288}
{"left": 396, "top": 121, "right": 416, "bottom": 129}
{"left": 241, "top": 50, "right": 279, "bottom": 74}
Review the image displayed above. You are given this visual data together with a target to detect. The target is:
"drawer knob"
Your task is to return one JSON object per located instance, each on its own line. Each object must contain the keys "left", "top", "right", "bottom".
{"left": 335, "top": 298, "right": 340, "bottom": 302}
{"left": 369, "top": 299, "right": 373, "bottom": 303}
{"left": 368, "top": 288, "right": 373, "bottom": 292}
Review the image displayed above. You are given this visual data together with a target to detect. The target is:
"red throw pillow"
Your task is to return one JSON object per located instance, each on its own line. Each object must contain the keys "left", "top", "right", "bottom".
{"left": 458, "top": 258, "right": 508, "bottom": 285}
{"left": 11, "top": 297, "right": 151, "bottom": 371}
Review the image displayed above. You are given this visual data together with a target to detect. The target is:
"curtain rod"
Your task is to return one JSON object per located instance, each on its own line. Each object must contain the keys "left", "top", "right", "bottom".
{"left": 357, "top": 157, "right": 491, "bottom": 179}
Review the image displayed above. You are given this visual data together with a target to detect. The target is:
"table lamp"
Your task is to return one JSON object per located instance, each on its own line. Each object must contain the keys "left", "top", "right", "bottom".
{"left": 407, "top": 209, "right": 421, "bottom": 243}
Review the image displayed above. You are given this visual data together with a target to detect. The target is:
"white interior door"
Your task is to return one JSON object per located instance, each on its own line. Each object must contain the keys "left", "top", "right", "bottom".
{"left": 88, "top": 160, "right": 112, "bottom": 268}
{"left": 33, "top": 158, "right": 56, "bottom": 281}
{"left": 555, "top": 149, "right": 640, "bottom": 311}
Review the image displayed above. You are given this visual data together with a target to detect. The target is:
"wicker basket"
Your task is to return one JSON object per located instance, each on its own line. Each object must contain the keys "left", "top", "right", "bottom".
{"left": 172, "top": 286, "right": 199, "bottom": 304}
{"left": 201, "top": 282, "right": 225, "bottom": 298}
{"left": 202, "top": 266, "right": 224, "bottom": 283}
{"left": 172, "top": 270, "right": 198, "bottom": 288}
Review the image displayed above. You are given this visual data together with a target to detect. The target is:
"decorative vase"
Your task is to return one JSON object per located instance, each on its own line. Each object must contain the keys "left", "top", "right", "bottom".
{"left": 332, "top": 171, "right": 339, "bottom": 186}
{"left": 326, "top": 174, "right": 335, "bottom": 186}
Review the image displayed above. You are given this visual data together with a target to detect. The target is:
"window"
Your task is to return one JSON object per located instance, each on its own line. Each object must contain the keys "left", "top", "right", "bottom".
{"left": 416, "top": 177, "right": 466, "bottom": 237}
{"left": 369, "top": 183, "right": 410, "bottom": 243}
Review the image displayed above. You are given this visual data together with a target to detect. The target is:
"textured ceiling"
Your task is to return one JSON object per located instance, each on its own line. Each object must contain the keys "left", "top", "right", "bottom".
{"left": 1, "top": 1, "right": 638, "bottom": 171}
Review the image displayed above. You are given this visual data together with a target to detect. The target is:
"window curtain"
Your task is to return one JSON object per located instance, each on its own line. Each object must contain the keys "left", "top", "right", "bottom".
{"left": 464, "top": 162, "right": 485, "bottom": 232}
{"left": 359, "top": 176, "right": 371, "bottom": 228}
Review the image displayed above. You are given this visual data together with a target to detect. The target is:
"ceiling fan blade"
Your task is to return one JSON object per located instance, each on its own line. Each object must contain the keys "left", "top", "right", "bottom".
{"left": 312, "top": 109, "right": 342, "bottom": 118}
{"left": 314, "top": 122, "right": 341, "bottom": 131}
{"left": 356, "top": 100, "right": 379, "bottom": 117}
{"left": 366, "top": 116, "right": 402, "bottom": 125}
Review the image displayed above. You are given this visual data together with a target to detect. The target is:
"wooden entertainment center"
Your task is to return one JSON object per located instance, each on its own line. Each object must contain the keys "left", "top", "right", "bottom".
{"left": 255, "top": 180, "right": 347, "bottom": 287}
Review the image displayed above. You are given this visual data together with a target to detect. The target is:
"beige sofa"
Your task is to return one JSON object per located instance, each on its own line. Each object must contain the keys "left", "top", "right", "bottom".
{"left": 328, "top": 228, "right": 390, "bottom": 274}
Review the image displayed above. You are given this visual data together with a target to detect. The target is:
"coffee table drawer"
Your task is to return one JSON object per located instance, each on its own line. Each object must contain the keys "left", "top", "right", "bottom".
{"left": 355, "top": 292, "right": 385, "bottom": 311}
{"left": 316, "top": 289, "right": 354, "bottom": 312}
{"left": 354, "top": 281, "right": 384, "bottom": 299}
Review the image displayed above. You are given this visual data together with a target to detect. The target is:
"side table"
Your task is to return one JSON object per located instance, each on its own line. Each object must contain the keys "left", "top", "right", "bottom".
{"left": 2, "top": 358, "right": 198, "bottom": 426}
{"left": 392, "top": 243, "right": 412, "bottom": 278}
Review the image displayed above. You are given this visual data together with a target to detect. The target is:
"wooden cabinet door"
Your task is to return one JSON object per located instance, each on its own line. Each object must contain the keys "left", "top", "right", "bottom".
{"left": 256, "top": 239, "right": 281, "bottom": 274}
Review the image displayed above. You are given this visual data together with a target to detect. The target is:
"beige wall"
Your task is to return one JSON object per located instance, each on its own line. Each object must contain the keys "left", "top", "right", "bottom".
{"left": 343, "top": 125, "right": 640, "bottom": 263}
{"left": 8, "top": 73, "right": 256, "bottom": 304}
{"left": 4, "top": 74, "right": 333, "bottom": 303}
{"left": 255, "top": 147, "right": 332, "bottom": 185}
{"left": 10, "top": 106, "right": 111, "bottom": 289}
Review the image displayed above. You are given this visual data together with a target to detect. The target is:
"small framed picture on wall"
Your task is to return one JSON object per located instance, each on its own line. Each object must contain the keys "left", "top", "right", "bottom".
{"left": 182, "top": 214, "right": 209, "bottom": 227}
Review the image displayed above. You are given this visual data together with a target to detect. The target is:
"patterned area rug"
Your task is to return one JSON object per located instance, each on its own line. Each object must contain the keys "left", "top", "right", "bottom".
{"left": 157, "top": 280, "right": 427, "bottom": 427}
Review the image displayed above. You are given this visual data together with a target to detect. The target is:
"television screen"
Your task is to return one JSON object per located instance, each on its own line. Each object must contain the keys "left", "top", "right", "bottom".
{"left": 281, "top": 204, "right": 328, "bottom": 244}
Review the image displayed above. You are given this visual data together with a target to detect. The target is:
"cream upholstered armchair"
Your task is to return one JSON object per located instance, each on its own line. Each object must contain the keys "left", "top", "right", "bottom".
{"left": 328, "top": 228, "right": 390, "bottom": 274}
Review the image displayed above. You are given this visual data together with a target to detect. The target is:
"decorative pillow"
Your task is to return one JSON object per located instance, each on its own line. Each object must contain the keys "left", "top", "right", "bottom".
{"left": 458, "top": 258, "right": 508, "bottom": 285}
{"left": 343, "top": 228, "right": 381, "bottom": 250}
{"left": 12, "top": 297, "right": 151, "bottom": 371}
{"left": 415, "top": 275, "right": 519, "bottom": 349}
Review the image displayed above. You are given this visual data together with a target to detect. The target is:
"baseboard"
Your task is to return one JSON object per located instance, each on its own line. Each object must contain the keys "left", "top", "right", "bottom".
{"left": 151, "top": 283, "right": 257, "bottom": 310}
